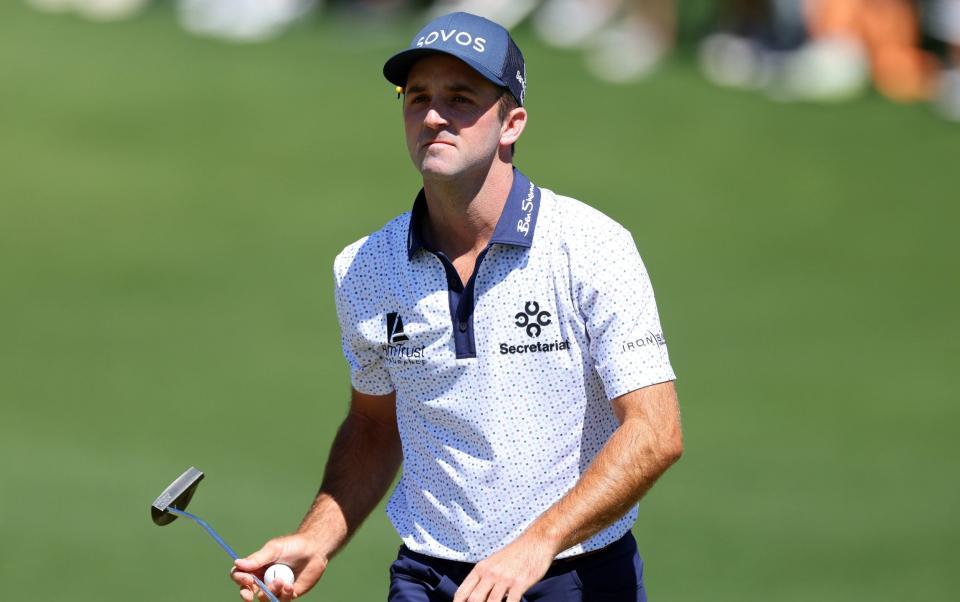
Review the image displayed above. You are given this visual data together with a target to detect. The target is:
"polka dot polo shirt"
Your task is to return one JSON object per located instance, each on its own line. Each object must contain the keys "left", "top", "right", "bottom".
{"left": 333, "top": 168, "right": 675, "bottom": 562}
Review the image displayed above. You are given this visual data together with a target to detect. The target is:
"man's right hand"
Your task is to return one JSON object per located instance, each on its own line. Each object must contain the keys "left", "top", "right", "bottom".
{"left": 230, "top": 389, "right": 401, "bottom": 601}
{"left": 230, "top": 534, "right": 329, "bottom": 602}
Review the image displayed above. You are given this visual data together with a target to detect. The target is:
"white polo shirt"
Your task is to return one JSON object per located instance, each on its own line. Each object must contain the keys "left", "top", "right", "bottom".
{"left": 333, "top": 168, "right": 675, "bottom": 562}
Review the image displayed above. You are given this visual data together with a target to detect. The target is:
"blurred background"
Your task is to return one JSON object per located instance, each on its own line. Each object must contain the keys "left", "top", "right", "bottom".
{"left": 0, "top": 1, "right": 958, "bottom": 600}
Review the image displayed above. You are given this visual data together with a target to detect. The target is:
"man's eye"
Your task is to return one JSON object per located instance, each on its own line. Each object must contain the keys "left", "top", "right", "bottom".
{"left": 409, "top": 95, "right": 428, "bottom": 104}
{"left": 452, "top": 96, "right": 471, "bottom": 104}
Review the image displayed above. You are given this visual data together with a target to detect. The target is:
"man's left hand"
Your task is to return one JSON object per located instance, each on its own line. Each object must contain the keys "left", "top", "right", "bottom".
{"left": 452, "top": 533, "right": 556, "bottom": 602}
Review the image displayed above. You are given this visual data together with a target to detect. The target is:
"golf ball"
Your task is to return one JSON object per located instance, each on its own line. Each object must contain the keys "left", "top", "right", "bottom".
{"left": 264, "top": 563, "right": 295, "bottom": 587}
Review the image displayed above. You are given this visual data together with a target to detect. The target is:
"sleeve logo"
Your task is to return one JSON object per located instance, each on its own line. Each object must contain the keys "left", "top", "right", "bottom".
{"left": 620, "top": 331, "right": 666, "bottom": 353}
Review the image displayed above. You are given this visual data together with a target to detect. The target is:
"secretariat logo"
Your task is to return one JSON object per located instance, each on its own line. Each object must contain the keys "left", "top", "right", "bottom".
{"left": 514, "top": 301, "right": 551, "bottom": 338}
{"left": 500, "top": 301, "right": 570, "bottom": 355}
{"left": 383, "top": 312, "right": 425, "bottom": 364}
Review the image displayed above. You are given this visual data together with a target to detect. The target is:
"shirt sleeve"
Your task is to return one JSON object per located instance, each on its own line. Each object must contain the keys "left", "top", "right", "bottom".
{"left": 574, "top": 225, "right": 676, "bottom": 400}
{"left": 333, "top": 253, "right": 395, "bottom": 396}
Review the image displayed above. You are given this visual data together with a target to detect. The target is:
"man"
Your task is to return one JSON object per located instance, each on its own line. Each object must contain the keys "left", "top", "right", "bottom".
{"left": 230, "top": 11, "right": 682, "bottom": 602}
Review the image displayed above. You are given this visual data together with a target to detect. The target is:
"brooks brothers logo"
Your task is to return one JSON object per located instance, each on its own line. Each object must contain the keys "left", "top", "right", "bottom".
{"left": 500, "top": 301, "right": 570, "bottom": 355}
{"left": 621, "top": 331, "right": 666, "bottom": 353}
{"left": 516, "top": 182, "right": 535, "bottom": 236}
{"left": 416, "top": 29, "right": 486, "bottom": 52}
{"left": 383, "top": 312, "right": 425, "bottom": 364}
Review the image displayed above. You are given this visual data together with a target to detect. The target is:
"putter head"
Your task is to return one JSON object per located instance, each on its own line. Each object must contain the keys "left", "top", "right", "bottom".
{"left": 151, "top": 467, "right": 204, "bottom": 526}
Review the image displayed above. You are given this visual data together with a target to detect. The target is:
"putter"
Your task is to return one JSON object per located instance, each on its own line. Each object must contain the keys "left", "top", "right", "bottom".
{"left": 151, "top": 467, "right": 281, "bottom": 602}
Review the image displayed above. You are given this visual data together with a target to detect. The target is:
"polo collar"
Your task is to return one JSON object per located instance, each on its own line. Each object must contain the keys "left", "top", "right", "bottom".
{"left": 407, "top": 167, "right": 542, "bottom": 259}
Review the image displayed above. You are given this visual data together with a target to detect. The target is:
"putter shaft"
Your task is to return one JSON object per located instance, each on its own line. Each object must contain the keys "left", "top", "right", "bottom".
{"left": 166, "top": 508, "right": 280, "bottom": 602}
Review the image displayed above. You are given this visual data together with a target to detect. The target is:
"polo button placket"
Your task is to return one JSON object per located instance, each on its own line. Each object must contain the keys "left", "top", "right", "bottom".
{"left": 409, "top": 172, "right": 521, "bottom": 360}
{"left": 427, "top": 245, "right": 489, "bottom": 359}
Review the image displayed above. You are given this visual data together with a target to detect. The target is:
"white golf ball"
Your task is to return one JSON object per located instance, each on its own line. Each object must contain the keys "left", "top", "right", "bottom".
{"left": 264, "top": 563, "right": 295, "bottom": 588}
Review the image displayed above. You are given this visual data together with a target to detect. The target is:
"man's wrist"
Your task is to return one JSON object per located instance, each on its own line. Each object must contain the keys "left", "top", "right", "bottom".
{"left": 296, "top": 494, "right": 350, "bottom": 558}
{"left": 521, "top": 519, "right": 566, "bottom": 558}
{"left": 294, "top": 522, "right": 342, "bottom": 560}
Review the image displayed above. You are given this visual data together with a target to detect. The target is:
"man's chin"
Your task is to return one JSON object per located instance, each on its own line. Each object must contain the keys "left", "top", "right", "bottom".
{"left": 417, "top": 160, "right": 460, "bottom": 180}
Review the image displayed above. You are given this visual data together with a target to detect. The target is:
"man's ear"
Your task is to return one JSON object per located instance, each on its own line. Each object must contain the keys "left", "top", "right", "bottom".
{"left": 500, "top": 106, "right": 527, "bottom": 148}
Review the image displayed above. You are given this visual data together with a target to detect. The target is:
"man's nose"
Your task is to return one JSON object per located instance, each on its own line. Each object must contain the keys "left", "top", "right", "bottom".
{"left": 424, "top": 107, "right": 448, "bottom": 129}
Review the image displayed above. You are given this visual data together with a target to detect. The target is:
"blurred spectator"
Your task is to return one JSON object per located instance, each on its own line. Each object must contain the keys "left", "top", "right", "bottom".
{"left": 699, "top": 0, "right": 812, "bottom": 92}
{"left": 699, "top": 0, "right": 955, "bottom": 109}
{"left": 23, "top": 0, "right": 960, "bottom": 120}
{"left": 584, "top": 0, "right": 677, "bottom": 82}
{"left": 805, "top": 0, "right": 939, "bottom": 102}
{"left": 716, "top": 0, "right": 806, "bottom": 49}
{"left": 327, "top": 0, "right": 425, "bottom": 19}
{"left": 924, "top": 0, "right": 960, "bottom": 118}
{"left": 428, "top": 0, "right": 541, "bottom": 29}
{"left": 176, "top": 0, "right": 318, "bottom": 42}
{"left": 27, "top": 0, "right": 150, "bottom": 21}
{"left": 774, "top": 0, "right": 872, "bottom": 101}
{"left": 533, "top": 0, "right": 622, "bottom": 48}
{"left": 426, "top": 0, "right": 678, "bottom": 83}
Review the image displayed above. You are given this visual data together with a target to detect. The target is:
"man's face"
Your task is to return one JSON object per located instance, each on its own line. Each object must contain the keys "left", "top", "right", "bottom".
{"left": 402, "top": 54, "right": 507, "bottom": 179}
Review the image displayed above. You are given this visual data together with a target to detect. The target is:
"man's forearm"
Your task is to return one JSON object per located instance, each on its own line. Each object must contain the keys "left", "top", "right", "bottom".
{"left": 525, "top": 384, "right": 683, "bottom": 554}
{"left": 297, "top": 410, "right": 402, "bottom": 558}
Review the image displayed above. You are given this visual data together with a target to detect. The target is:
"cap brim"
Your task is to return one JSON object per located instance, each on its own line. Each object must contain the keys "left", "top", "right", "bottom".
{"left": 383, "top": 48, "right": 508, "bottom": 92}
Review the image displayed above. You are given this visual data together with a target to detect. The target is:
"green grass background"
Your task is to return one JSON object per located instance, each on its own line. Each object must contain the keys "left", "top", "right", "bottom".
{"left": 1, "top": 3, "right": 958, "bottom": 600}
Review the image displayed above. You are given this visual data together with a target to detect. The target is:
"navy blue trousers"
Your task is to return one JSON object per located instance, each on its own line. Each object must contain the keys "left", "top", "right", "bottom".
{"left": 388, "top": 533, "right": 646, "bottom": 601}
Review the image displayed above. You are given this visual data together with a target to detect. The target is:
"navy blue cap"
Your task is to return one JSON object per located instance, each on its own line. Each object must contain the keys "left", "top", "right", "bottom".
{"left": 383, "top": 12, "right": 527, "bottom": 106}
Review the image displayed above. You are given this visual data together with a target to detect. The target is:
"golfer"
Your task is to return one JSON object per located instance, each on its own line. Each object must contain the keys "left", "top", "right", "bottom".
{"left": 231, "top": 11, "right": 682, "bottom": 602}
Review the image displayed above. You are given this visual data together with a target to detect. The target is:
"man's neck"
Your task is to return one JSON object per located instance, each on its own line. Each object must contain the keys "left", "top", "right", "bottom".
{"left": 420, "top": 160, "right": 514, "bottom": 259}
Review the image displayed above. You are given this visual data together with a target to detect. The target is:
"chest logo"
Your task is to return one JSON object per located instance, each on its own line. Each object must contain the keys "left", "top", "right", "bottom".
{"left": 514, "top": 301, "right": 552, "bottom": 338}
{"left": 383, "top": 312, "right": 425, "bottom": 364}
{"left": 386, "top": 312, "right": 409, "bottom": 344}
